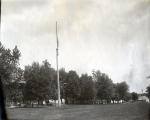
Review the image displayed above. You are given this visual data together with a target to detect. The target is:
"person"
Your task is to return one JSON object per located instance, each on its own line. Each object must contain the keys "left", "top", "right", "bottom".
{"left": 0, "top": 76, "right": 7, "bottom": 120}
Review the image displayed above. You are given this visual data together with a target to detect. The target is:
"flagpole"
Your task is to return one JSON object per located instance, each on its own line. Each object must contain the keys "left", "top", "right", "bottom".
{"left": 56, "top": 21, "right": 61, "bottom": 107}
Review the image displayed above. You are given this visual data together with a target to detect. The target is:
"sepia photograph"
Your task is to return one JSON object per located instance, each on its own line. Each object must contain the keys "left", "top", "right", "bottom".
{"left": 0, "top": 0, "right": 150, "bottom": 120}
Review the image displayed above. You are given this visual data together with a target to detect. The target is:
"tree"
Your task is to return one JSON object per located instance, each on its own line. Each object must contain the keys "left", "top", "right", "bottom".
{"left": 79, "top": 74, "right": 96, "bottom": 104}
{"left": 64, "top": 70, "right": 80, "bottom": 104}
{"left": 7, "top": 68, "right": 24, "bottom": 104}
{"left": 94, "top": 70, "right": 114, "bottom": 103}
{"left": 111, "top": 83, "right": 119, "bottom": 103}
{"left": 23, "top": 62, "right": 40, "bottom": 103}
{"left": 59, "top": 68, "right": 68, "bottom": 103}
{"left": 115, "top": 81, "right": 129, "bottom": 101}
{"left": 146, "top": 85, "right": 150, "bottom": 100}
{"left": 0, "top": 42, "right": 21, "bottom": 83}
{"left": 23, "top": 60, "right": 56, "bottom": 104}
{"left": 0, "top": 42, "right": 21, "bottom": 103}
{"left": 131, "top": 92, "right": 138, "bottom": 101}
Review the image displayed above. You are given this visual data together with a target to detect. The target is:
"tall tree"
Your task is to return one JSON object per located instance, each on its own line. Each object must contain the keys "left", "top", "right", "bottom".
{"left": 23, "top": 60, "right": 56, "bottom": 104}
{"left": 0, "top": 42, "right": 21, "bottom": 83}
{"left": 146, "top": 85, "right": 150, "bottom": 100}
{"left": 0, "top": 42, "right": 21, "bottom": 103}
{"left": 79, "top": 74, "right": 96, "bottom": 104}
{"left": 111, "top": 83, "right": 119, "bottom": 102}
{"left": 115, "top": 81, "right": 129, "bottom": 101}
{"left": 59, "top": 68, "right": 68, "bottom": 103}
{"left": 64, "top": 70, "right": 80, "bottom": 104}
{"left": 131, "top": 92, "right": 138, "bottom": 101}
{"left": 7, "top": 68, "right": 24, "bottom": 103}
{"left": 23, "top": 62, "right": 40, "bottom": 102}
{"left": 94, "top": 70, "right": 114, "bottom": 103}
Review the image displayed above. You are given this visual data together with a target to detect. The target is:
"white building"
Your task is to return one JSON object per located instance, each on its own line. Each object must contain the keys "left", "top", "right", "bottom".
{"left": 138, "top": 95, "right": 149, "bottom": 103}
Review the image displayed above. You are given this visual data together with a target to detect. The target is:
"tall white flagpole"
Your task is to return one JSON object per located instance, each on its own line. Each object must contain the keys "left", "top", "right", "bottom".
{"left": 56, "top": 21, "right": 61, "bottom": 107}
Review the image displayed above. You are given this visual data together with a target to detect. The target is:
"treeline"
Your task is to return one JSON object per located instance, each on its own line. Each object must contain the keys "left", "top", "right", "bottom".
{"left": 5, "top": 60, "right": 131, "bottom": 105}
{"left": 0, "top": 42, "right": 149, "bottom": 105}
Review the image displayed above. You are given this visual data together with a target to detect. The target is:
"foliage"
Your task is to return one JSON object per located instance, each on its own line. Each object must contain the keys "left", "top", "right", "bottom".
{"left": 131, "top": 92, "right": 138, "bottom": 101}
{"left": 7, "top": 68, "right": 24, "bottom": 103}
{"left": 59, "top": 68, "right": 68, "bottom": 101}
{"left": 79, "top": 74, "right": 96, "bottom": 104}
{"left": 94, "top": 71, "right": 114, "bottom": 102}
{"left": 146, "top": 85, "right": 150, "bottom": 99}
{"left": 0, "top": 42, "right": 22, "bottom": 103}
{"left": 23, "top": 60, "right": 56, "bottom": 103}
{"left": 64, "top": 70, "right": 80, "bottom": 104}
{"left": 115, "top": 81, "right": 129, "bottom": 101}
{"left": 0, "top": 42, "right": 21, "bottom": 83}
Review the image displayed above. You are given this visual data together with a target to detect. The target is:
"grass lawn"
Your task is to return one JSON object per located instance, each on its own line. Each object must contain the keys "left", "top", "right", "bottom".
{"left": 7, "top": 101, "right": 150, "bottom": 120}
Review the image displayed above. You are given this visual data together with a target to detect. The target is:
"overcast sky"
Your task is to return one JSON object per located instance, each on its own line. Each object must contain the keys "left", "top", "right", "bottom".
{"left": 1, "top": 0, "right": 150, "bottom": 92}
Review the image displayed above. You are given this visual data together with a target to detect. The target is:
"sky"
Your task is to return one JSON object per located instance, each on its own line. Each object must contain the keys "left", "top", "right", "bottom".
{"left": 1, "top": 0, "right": 150, "bottom": 92}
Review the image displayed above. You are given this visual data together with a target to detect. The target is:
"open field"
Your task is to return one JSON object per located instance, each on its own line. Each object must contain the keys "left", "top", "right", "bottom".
{"left": 7, "top": 102, "right": 150, "bottom": 120}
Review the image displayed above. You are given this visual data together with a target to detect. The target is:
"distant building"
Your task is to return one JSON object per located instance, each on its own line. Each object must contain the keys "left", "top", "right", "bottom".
{"left": 138, "top": 95, "right": 149, "bottom": 103}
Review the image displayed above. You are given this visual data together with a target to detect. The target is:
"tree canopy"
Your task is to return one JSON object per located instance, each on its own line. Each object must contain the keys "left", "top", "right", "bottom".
{"left": 79, "top": 74, "right": 96, "bottom": 104}
{"left": 146, "top": 85, "right": 150, "bottom": 99}
{"left": 23, "top": 60, "right": 56, "bottom": 103}
{"left": 64, "top": 70, "right": 80, "bottom": 104}
{"left": 115, "top": 82, "right": 129, "bottom": 100}
{"left": 0, "top": 42, "right": 21, "bottom": 83}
